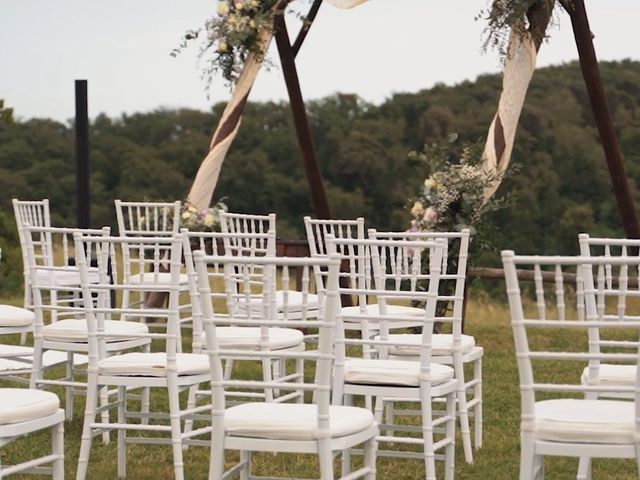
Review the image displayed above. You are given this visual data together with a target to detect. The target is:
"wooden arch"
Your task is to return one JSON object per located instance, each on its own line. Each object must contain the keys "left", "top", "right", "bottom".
{"left": 187, "top": 0, "right": 640, "bottom": 237}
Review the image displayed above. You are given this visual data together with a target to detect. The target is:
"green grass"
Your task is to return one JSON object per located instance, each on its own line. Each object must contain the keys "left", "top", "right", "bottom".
{"left": 1, "top": 296, "right": 639, "bottom": 479}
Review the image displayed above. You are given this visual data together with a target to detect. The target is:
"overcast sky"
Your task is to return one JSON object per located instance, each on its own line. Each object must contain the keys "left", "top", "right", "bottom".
{"left": 2, "top": 0, "right": 639, "bottom": 123}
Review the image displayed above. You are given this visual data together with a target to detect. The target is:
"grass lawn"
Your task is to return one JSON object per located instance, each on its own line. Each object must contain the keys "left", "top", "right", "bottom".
{"left": 1, "top": 295, "right": 639, "bottom": 479}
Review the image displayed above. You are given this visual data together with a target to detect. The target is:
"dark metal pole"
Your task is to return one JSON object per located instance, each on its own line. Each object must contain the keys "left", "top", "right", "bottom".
{"left": 561, "top": 0, "right": 640, "bottom": 238}
{"left": 75, "top": 80, "right": 90, "bottom": 228}
{"left": 292, "top": 0, "right": 323, "bottom": 57}
{"left": 274, "top": 13, "right": 332, "bottom": 219}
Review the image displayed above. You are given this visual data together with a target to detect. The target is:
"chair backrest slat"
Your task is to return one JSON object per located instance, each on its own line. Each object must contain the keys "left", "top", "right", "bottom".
{"left": 115, "top": 199, "right": 181, "bottom": 236}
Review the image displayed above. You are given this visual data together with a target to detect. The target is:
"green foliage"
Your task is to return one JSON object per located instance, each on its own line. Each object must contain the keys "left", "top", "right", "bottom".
{"left": 479, "top": 0, "right": 558, "bottom": 57}
{"left": 0, "top": 99, "right": 13, "bottom": 125}
{"left": 172, "top": 0, "right": 294, "bottom": 88}
{"left": 2, "top": 61, "right": 640, "bottom": 294}
{"left": 408, "top": 134, "right": 508, "bottom": 233}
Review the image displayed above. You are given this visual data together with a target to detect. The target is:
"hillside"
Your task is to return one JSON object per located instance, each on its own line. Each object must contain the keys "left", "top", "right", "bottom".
{"left": 1, "top": 60, "right": 640, "bottom": 291}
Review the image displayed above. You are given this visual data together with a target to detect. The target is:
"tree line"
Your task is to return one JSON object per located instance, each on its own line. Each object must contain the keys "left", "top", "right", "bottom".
{"left": 1, "top": 60, "right": 639, "bottom": 293}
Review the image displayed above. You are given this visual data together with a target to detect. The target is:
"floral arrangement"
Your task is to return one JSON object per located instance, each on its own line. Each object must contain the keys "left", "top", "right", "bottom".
{"left": 173, "top": 0, "right": 283, "bottom": 86}
{"left": 179, "top": 200, "right": 228, "bottom": 232}
{"left": 409, "top": 134, "right": 507, "bottom": 233}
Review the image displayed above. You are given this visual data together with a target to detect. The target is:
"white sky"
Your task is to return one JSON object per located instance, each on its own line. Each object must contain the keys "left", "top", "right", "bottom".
{"left": 1, "top": 0, "right": 639, "bottom": 122}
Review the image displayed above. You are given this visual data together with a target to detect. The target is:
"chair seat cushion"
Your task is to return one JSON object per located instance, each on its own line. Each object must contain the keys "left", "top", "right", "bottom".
{"left": 43, "top": 319, "right": 148, "bottom": 343}
{"left": 237, "top": 291, "right": 320, "bottom": 312}
{"left": 535, "top": 399, "right": 634, "bottom": 444}
{"left": 225, "top": 402, "right": 374, "bottom": 440}
{"left": 203, "top": 327, "right": 304, "bottom": 350}
{"left": 0, "top": 305, "right": 35, "bottom": 327}
{"left": 0, "top": 388, "right": 60, "bottom": 424}
{"left": 344, "top": 358, "right": 454, "bottom": 387}
{"left": 581, "top": 364, "right": 636, "bottom": 386}
{"left": 35, "top": 266, "right": 99, "bottom": 286}
{"left": 341, "top": 304, "right": 424, "bottom": 322}
{"left": 128, "top": 272, "right": 189, "bottom": 285}
{"left": 377, "top": 333, "right": 476, "bottom": 357}
{"left": 99, "top": 352, "right": 209, "bottom": 377}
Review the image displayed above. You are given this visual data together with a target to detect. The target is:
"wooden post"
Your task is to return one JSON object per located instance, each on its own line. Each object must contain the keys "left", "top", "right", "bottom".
{"left": 75, "top": 80, "right": 90, "bottom": 228}
{"left": 274, "top": 13, "right": 332, "bottom": 219}
{"left": 560, "top": 0, "right": 640, "bottom": 238}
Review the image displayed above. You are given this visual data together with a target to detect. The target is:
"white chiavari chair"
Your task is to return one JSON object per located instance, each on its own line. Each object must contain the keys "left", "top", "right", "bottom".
{"left": 330, "top": 236, "right": 457, "bottom": 480}
{"left": 503, "top": 251, "right": 640, "bottom": 480}
{"left": 195, "top": 250, "right": 378, "bottom": 480}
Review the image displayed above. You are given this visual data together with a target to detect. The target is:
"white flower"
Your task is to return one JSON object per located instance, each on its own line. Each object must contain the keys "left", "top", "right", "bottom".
{"left": 423, "top": 207, "right": 437, "bottom": 225}
{"left": 204, "top": 213, "right": 215, "bottom": 227}
{"left": 424, "top": 177, "right": 436, "bottom": 190}
{"left": 182, "top": 211, "right": 192, "bottom": 220}
{"left": 234, "top": 0, "right": 245, "bottom": 10}
{"left": 217, "top": 1, "right": 230, "bottom": 15}
{"left": 410, "top": 200, "right": 424, "bottom": 217}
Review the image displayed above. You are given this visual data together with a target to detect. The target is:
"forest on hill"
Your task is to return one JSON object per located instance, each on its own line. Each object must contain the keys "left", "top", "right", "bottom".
{"left": 1, "top": 60, "right": 640, "bottom": 292}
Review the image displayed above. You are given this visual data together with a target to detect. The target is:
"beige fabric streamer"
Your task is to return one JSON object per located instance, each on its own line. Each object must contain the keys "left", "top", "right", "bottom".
{"left": 326, "top": 0, "right": 370, "bottom": 8}
{"left": 187, "top": 28, "right": 273, "bottom": 210}
{"left": 482, "top": 29, "right": 537, "bottom": 203}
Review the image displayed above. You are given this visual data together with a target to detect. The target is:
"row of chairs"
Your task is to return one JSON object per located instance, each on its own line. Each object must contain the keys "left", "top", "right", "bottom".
{"left": 0, "top": 198, "right": 480, "bottom": 471}
{"left": 9, "top": 199, "right": 484, "bottom": 463}
{"left": 504, "top": 235, "right": 640, "bottom": 479}
{"left": 16, "top": 228, "right": 452, "bottom": 479}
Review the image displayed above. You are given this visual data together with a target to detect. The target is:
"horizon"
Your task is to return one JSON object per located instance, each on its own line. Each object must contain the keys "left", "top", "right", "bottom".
{"left": 5, "top": 58, "right": 636, "bottom": 124}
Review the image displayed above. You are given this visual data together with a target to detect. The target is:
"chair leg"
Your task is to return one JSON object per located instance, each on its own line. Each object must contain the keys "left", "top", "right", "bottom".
{"left": 240, "top": 450, "right": 251, "bottom": 480}
{"left": 577, "top": 457, "right": 591, "bottom": 480}
{"left": 341, "top": 394, "right": 354, "bottom": 476}
{"left": 167, "top": 379, "right": 185, "bottom": 480}
{"left": 224, "top": 358, "right": 234, "bottom": 380}
{"left": 420, "top": 396, "right": 436, "bottom": 480}
{"left": 76, "top": 375, "right": 99, "bottom": 480}
{"left": 534, "top": 454, "right": 544, "bottom": 480}
{"left": 183, "top": 385, "right": 198, "bottom": 438}
{"left": 209, "top": 424, "right": 225, "bottom": 480}
{"left": 296, "top": 358, "right": 304, "bottom": 403}
{"left": 363, "top": 435, "right": 377, "bottom": 480}
{"left": 318, "top": 438, "right": 334, "bottom": 480}
{"left": 140, "top": 344, "right": 151, "bottom": 425}
{"left": 261, "top": 357, "right": 274, "bottom": 402}
{"left": 29, "top": 339, "right": 44, "bottom": 389}
{"left": 65, "top": 353, "right": 74, "bottom": 421}
{"left": 52, "top": 419, "right": 65, "bottom": 480}
{"left": 444, "top": 392, "right": 456, "bottom": 480}
{"left": 519, "top": 432, "right": 536, "bottom": 480}
{"left": 51, "top": 290, "right": 58, "bottom": 323}
{"left": 117, "top": 386, "right": 127, "bottom": 478}
{"left": 454, "top": 355, "right": 473, "bottom": 464}
{"left": 100, "top": 386, "right": 110, "bottom": 444}
{"left": 473, "top": 356, "right": 483, "bottom": 449}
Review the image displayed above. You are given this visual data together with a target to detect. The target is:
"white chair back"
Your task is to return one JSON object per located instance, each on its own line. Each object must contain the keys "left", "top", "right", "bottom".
{"left": 502, "top": 251, "right": 640, "bottom": 425}
{"left": 369, "top": 229, "right": 470, "bottom": 330}
{"left": 114, "top": 199, "right": 181, "bottom": 236}
{"left": 194, "top": 250, "right": 341, "bottom": 414}
{"left": 327, "top": 236, "right": 446, "bottom": 390}
{"left": 181, "top": 229, "right": 274, "bottom": 352}
{"left": 74, "top": 234, "right": 183, "bottom": 367}
{"left": 24, "top": 225, "right": 110, "bottom": 325}
{"left": 304, "top": 216, "right": 365, "bottom": 257}
{"left": 219, "top": 211, "right": 276, "bottom": 252}
{"left": 13, "top": 199, "right": 53, "bottom": 306}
